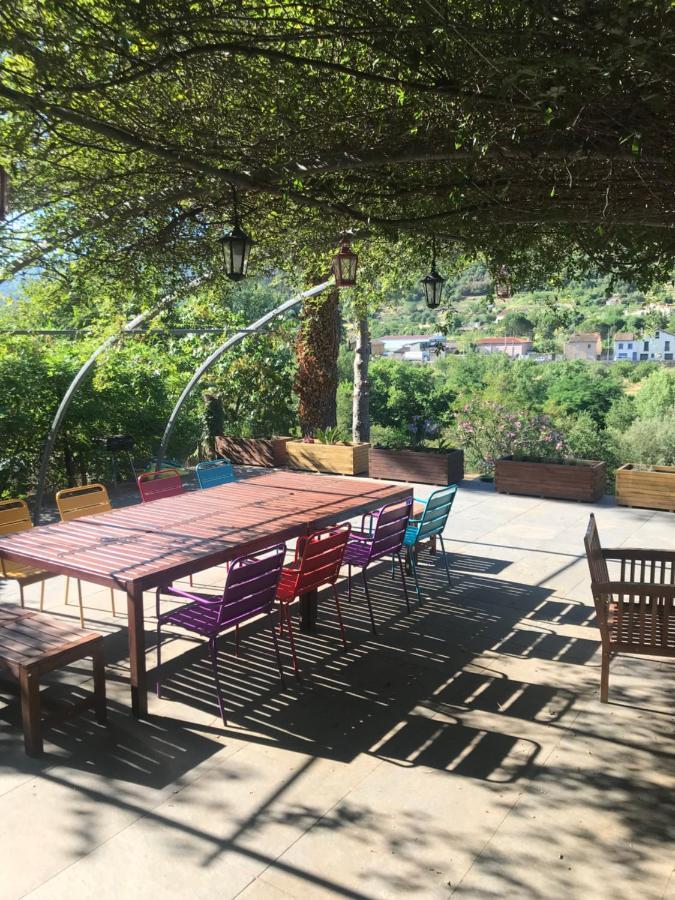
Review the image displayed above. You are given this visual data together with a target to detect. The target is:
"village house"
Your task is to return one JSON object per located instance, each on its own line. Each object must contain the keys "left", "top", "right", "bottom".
{"left": 564, "top": 332, "right": 602, "bottom": 361}
{"left": 614, "top": 329, "right": 675, "bottom": 362}
{"left": 475, "top": 336, "right": 533, "bottom": 357}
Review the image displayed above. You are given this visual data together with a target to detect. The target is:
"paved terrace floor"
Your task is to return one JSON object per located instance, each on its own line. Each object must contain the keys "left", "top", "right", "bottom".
{"left": 1, "top": 476, "right": 674, "bottom": 899}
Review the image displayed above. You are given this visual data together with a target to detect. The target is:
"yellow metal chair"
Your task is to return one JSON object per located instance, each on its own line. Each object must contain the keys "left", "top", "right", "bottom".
{"left": 56, "top": 484, "right": 116, "bottom": 627}
{"left": 0, "top": 498, "right": 55, "bottom": 608}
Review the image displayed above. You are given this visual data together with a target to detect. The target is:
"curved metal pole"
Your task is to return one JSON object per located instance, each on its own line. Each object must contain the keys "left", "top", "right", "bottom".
{"left": 32, "top": 278, "right": 204, "bottom": 524}
{"left": 157, "top": 278, "right": 334, "bottom": 469}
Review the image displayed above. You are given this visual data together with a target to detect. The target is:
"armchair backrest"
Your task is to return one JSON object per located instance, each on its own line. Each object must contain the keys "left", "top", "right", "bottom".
{"left": 56, "top": 483, "right": 111, "bottom": 521}
{"left": 415, "top": 485, "right": 458, "bottom": 543}
{"left": 584, "top": 513, "right": 610, "bottom": 591}
{"left": 219, "top": 543, "right": 286, "bottom": 626}
{"left": 294, "top": 524, "right": 351, "bottom": 594}
{"left": 369, "top": 497, "right": 413, "bottom": 562}
{"left": 195, "top": 459, "right": 236, "bottom": 489}
{"left": 138, "top": 468, "right": 184, "bottom": 503}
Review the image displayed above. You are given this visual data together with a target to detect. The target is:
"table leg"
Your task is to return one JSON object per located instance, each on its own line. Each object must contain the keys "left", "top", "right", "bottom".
{"left": 19, "top": 667, "right": 42, "bottom": 756}
{"left": 299, "top": 588, "right": 318, "bottom": 633}
{"left": 92, "top": 638, "right": 107, "bottom": 725}
{"left": 127, "top": 584, "right": 148, "bottom": 717}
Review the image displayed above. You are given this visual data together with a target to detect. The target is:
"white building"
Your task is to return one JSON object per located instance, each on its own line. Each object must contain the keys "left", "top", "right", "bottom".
{"left": 377, "top": 334, "right": 447, "bottom": 363}
{"left": 614, "top": 330, "right": 675, "bottom": 362}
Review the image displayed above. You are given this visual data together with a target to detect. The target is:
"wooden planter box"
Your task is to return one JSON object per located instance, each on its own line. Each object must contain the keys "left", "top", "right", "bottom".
{"left": 215, "top": 436, "right": 292, "bottom": 468}
{"left": 369, "top": 447, "right": 464, "bottom": 485}
{"left": 286, "top": 441, "right": 370, "bottom": 475}
{"left": 495, "top": 457, "right": 606, "bottom": 502}
{"left": 616, "top": 464, "right": 675, "bottom": 512}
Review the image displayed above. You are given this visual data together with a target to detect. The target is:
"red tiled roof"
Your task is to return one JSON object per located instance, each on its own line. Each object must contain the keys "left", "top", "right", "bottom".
{"left": 613, "top": 332, "right": 634, "bottom": 341}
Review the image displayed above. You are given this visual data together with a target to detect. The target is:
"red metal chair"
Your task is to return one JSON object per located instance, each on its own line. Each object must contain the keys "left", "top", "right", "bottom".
{"left": 137, "top": 468, "right": 184, "bottom": 503}
{"left": 276, "top": 524, "right": 351, "bottom": 676}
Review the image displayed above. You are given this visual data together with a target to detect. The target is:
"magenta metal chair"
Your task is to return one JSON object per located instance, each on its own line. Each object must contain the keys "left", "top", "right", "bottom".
{"left": 155, "top": 543, "right": 286, "bottom": 723}
{"left": 138, "top": 468, "right": 183, "bottom": 502}
{"left": 343, "top": 496, "right": 413, "bottom": 633}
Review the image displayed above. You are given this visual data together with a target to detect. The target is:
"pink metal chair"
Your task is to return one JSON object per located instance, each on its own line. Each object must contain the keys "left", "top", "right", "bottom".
{"left": 276, "top": 523, "right": 351, "bottom": 676}
{"left": 155, "top": 543, "right": 286, "bottom": 723}
{"left": 137, "top": 468, "right": 184, "bottom": 503}
{"left": 343, "top": 497, "right": 413, "bottom": 633}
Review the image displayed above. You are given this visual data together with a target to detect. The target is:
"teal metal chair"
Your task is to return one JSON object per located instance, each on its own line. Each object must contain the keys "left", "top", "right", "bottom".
{"left": 195, "top": 458, "right": 236, "bottom": 489}
{"left": 403, "top": 485, "right": 458, "bottom": 601}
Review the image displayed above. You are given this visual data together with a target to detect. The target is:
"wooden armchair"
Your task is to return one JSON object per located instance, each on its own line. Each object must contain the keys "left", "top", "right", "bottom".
{"left": 584, "top": 513, "right": 675, "bottom": 702}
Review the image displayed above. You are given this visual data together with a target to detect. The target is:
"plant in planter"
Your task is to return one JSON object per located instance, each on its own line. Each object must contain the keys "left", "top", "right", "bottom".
{"left": 455, "top": 401, "right": 605, "bottom": 501}
{"left": 616, "top": 464, "right": 675, "bottom": 512}
{"left": 369, "top": 417, "right": 464, "bottom": 485}
{"left": 286, "top": 426, "right": 369, "bottom": 475}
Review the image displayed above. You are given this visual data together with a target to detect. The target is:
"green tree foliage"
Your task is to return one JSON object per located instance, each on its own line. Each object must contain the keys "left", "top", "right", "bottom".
{"left": 368, "top": 358, "right": 456, "bottom": 434}
{"left": 544, "top": 362, "right": 623, "bottom": 424}
{"left": 634, "top": 368, "right": 675, "bottom": 418}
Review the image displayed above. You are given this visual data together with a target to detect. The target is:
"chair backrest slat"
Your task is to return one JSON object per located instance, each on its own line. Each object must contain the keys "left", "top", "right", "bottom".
{"left": 369, "top": 497, "right": 413, "bottom": 561}
{"left": 0, "top": 498, "right": 33, "bottom": 536}
{"left": 416, "top": 485, "right": 457, "bottom": 541}
{"left": 138, "top": 468, "right": 184, "bottom": 502}
{"left": 195, "top": 459, "right": 236, "bottom": 489}
{"left": 56, "top": 483, "right": 111, "bottom": 522}
{"left": 294, "top": 524, "right": 351, "bottom": 594}
{"left": 218, "top": 544, "right": 286, "bottom": 625}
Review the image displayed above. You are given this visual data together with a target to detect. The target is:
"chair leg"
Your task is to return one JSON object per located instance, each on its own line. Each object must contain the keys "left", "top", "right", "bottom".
{"left": 19, "top": 582, "right": 25, "bottom": 608}
{"left": 268, "top": 610, "right": 285, "bottom": 682}
{"left": 397, "top": 552, "right": 411, "bottom": 613}
{"left": 332, "top": 584, "right": 348, "bottom": 649}
{"left": 362, "top": 569, "right": 377, "bottom": 634}
{"left": 600, "top": 646, "right": 610, "bottom": 703}
{"left": 408, "top": 548, "right": 421, "bottom": 603}
{"left": 76, "top": 579, "right": 84, "bottom": 628}
{"left": 208, "top": 637, "right": 227, "bottom": 724}
{"left": 39, "top": 580, "right": 45, "bottom": 611}
{"left": 235, "top": 623, "right": 240, "bottom": 657}
{"left": 347, "top": 564, "right": 352, "bottom": 602}
{"left": 391, "top": 553, "right": 396, "bottom": 579}
{"left": 109, "top": 587, "right": 116, "bottom": 617}
{"left": 284, "top": 603, "right": 300, "bottom": 677}
{"left": 156, "top": 620, "right": 163, "bottom": 698}
{"left": 65, "top": 575, "right": 70, "bottom": 605}
{"left": 438, "top": 535, "right": 452, "bottom": 586}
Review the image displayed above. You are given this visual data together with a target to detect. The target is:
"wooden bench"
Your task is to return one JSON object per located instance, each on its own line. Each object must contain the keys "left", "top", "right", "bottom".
{"left": 0, "top": 605, "right": 106, "bottom": 755}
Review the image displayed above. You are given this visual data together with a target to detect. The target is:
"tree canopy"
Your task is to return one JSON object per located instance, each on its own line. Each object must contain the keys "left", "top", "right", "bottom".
{"left": 0, "top": 0, "right": 673, "bottom": 290}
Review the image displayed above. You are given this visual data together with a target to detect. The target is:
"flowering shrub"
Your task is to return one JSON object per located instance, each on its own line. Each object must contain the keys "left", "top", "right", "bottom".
{"left": 407, "top": 416, "right": 442, "bottom": 448}
{"left": 455, "top": 401, "right": 569, "bottom": 475}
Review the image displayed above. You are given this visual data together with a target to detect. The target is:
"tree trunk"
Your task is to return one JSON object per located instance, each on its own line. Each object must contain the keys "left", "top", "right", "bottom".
{"left": 352, "top": 314, "right": 371, "bottom": 444}
{"left": 295, "top": 286, "right": 340, "bottom": 435}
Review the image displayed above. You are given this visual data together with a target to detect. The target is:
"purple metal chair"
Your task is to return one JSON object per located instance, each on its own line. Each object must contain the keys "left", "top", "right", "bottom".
{"left": 155, "top": 543, "right": 286, "bottom": 723}
{"left": 343, "top": 496, "right": 413, "bottom": 633}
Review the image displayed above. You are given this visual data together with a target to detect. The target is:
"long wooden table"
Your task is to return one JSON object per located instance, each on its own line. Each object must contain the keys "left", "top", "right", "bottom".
{"left": 0, "top": 471, "right": 411, "bottom": 716}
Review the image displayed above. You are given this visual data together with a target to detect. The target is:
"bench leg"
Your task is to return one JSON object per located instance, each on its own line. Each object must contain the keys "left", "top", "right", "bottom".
{"left": 92, "top": 641, "right": 107, "bottom": 725}
{"left": 19, "top": 668, "right": 42, "bottom": 756}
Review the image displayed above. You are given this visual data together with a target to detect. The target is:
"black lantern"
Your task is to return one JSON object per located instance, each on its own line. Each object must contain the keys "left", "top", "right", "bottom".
{"left": 220, "top": 187, "right": 253, "bottom": 281}
{"left": 0, "top": 167, "right": 8, "bottom": 222}
{"left": 421, "top": 239, "right": 445, "bottom": 309}
{"left": 332, "top": 231, "right": 358, "bottom": 287}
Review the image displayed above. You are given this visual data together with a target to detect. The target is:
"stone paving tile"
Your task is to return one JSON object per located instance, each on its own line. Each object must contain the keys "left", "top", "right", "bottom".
{"left": 0, "top": 476, "right": 673, "bottom": 899}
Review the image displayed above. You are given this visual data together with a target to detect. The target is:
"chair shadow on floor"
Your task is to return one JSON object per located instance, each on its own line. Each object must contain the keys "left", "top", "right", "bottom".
{"left": 0, "top": 548, "right": 597, "bottom": 791}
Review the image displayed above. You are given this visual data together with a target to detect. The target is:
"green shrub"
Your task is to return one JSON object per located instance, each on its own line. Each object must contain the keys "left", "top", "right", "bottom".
{"left": 615, "top": 410, "right": 675, "bottom": 466}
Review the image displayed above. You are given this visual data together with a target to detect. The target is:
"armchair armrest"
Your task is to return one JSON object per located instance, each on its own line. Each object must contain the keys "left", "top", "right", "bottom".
{"left": 157, "top": 584, "right": 223, "bottom": 605}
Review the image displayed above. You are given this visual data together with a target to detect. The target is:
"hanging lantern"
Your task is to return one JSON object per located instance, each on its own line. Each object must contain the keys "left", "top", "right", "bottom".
{"left": 421, "top": 238, "right": 445, "bottom": 309}
{"left": 332, "top": 232, "right": 358, "bottom": 287}
{"left": 0, "top": 167, "right": 8, "bottom": 222}
{"left": 219, "top": 187, "right": 253, "bottom": 281}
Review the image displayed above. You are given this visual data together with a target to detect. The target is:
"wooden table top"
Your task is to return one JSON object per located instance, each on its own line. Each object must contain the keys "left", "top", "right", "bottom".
{"left": 0, "top": 471, "right": 411, "bottom": 592}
